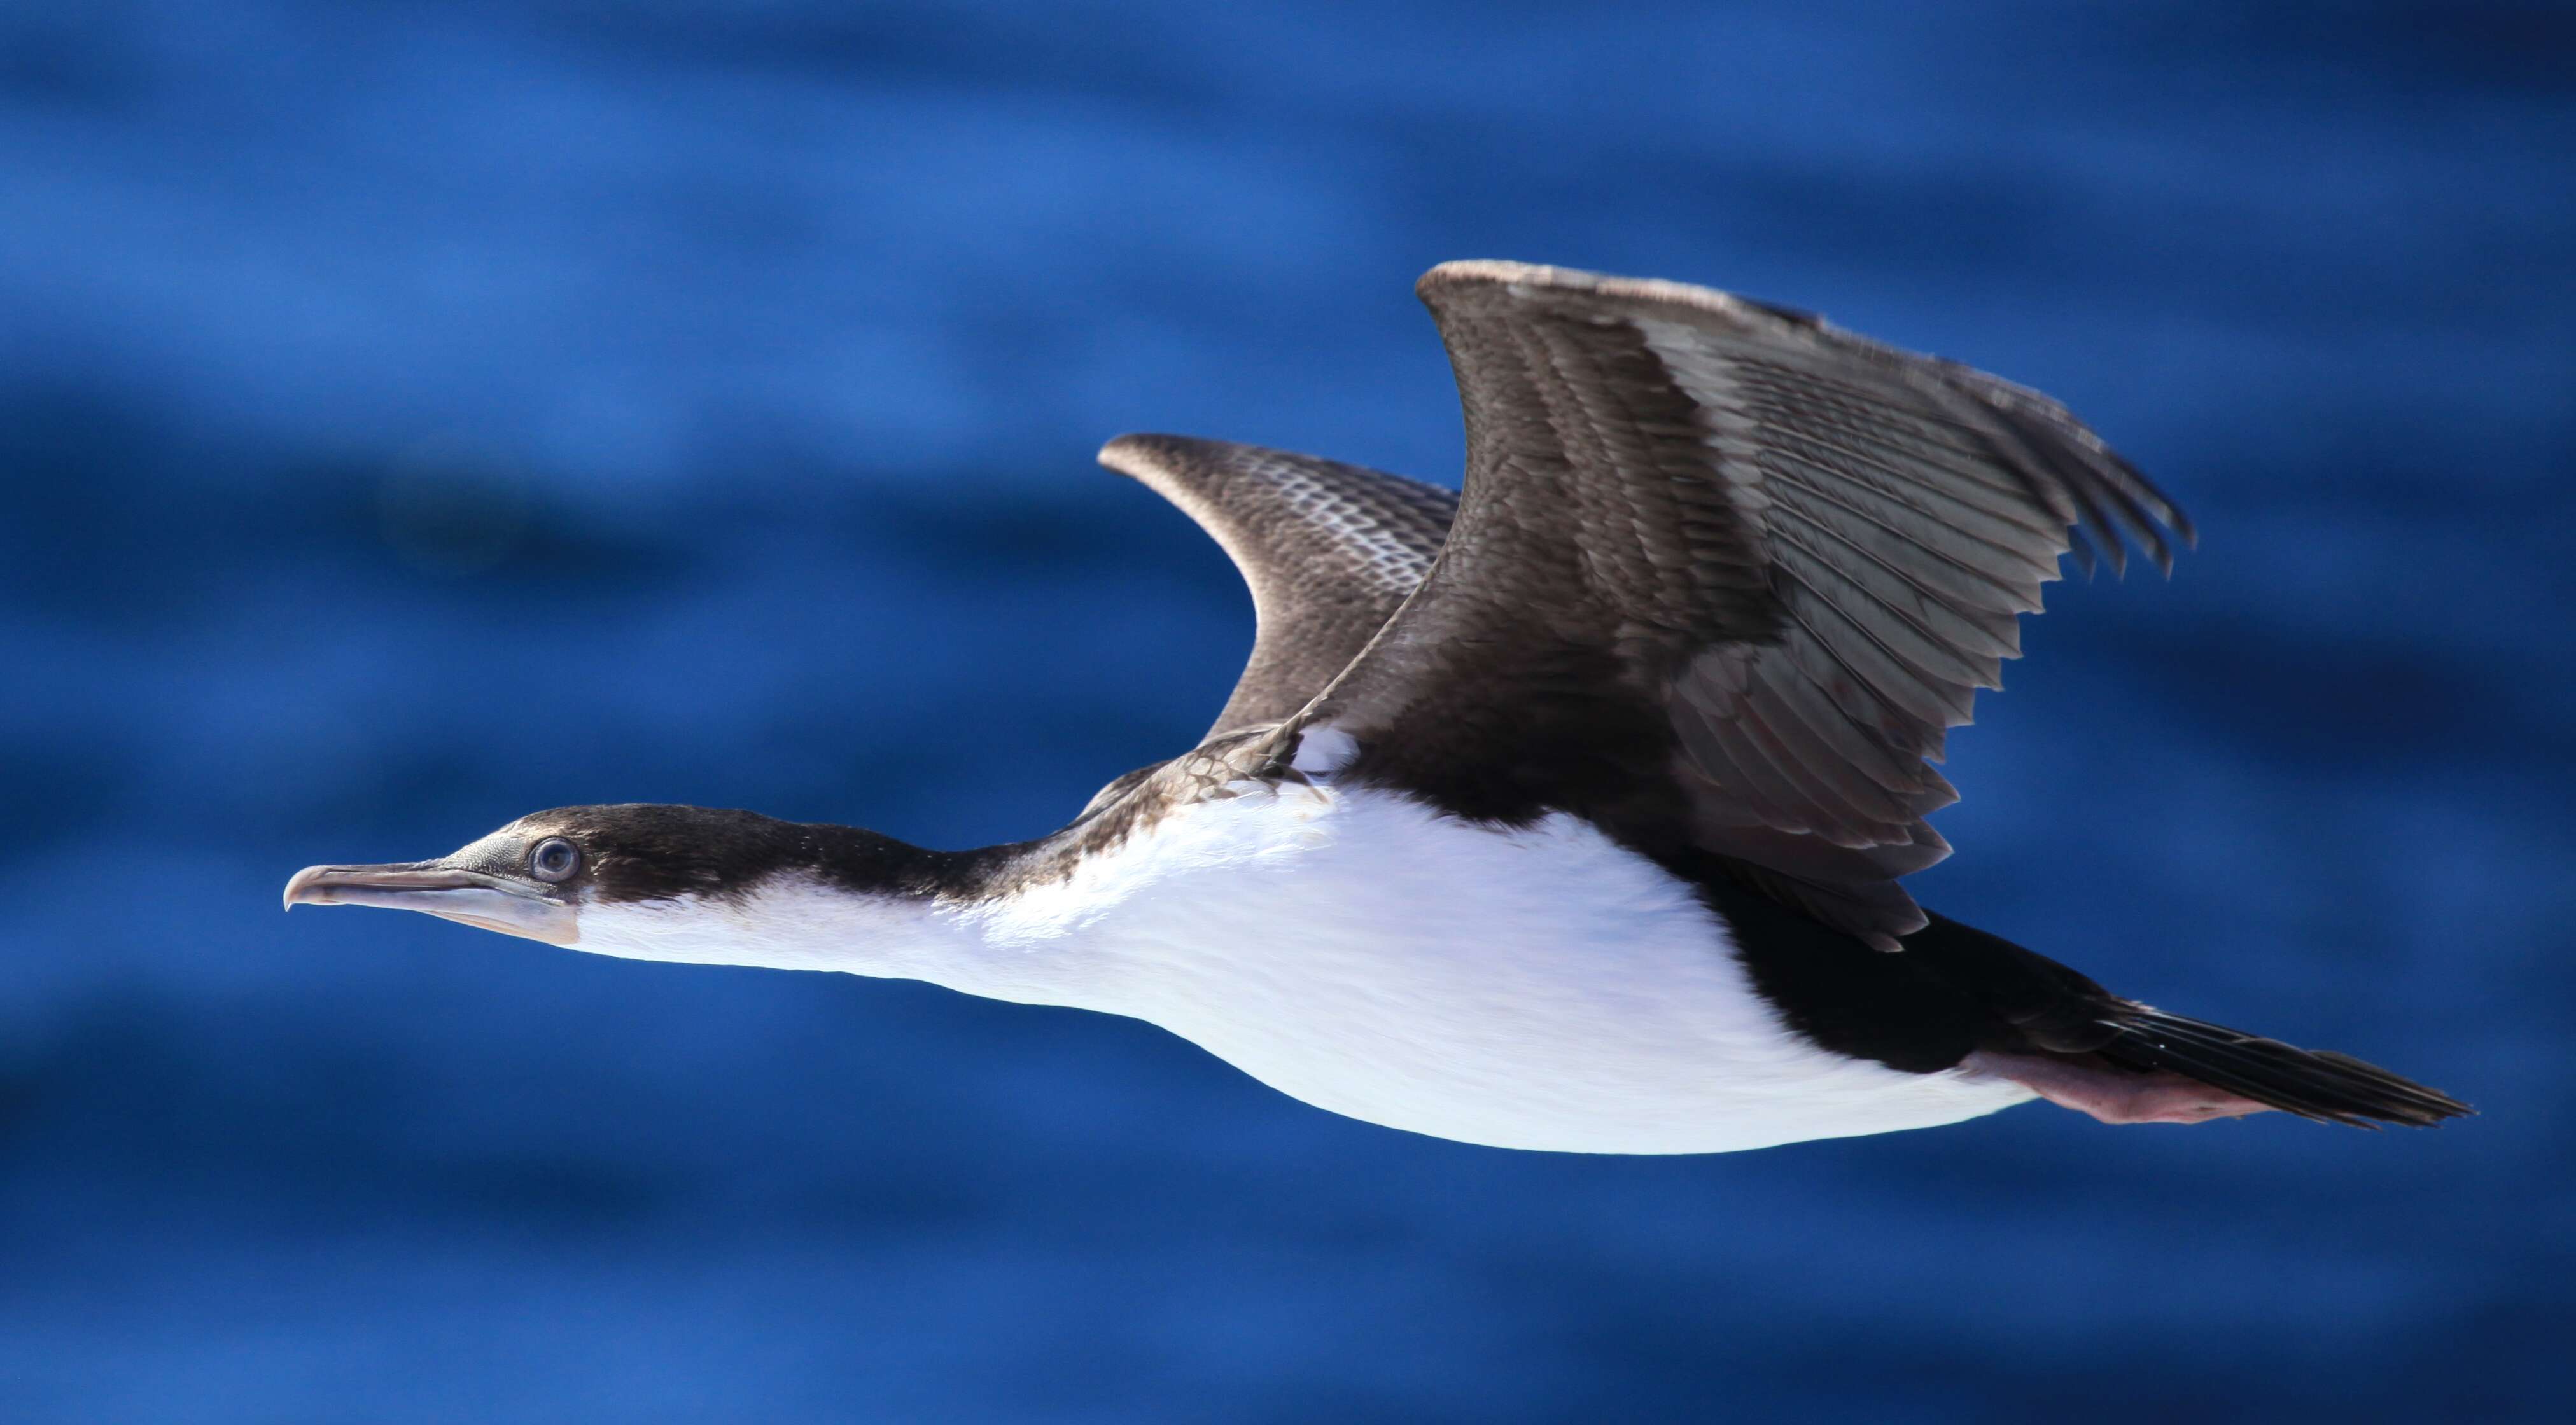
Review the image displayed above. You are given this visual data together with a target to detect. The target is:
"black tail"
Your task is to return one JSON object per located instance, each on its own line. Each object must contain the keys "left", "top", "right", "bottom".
{"left": 2097, "top": 1006, "right": 2472, "bottom": 1128}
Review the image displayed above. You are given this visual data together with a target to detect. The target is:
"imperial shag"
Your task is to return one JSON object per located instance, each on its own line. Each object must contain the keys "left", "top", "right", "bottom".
{"left": 285, "top": 262, "right": 2467, "bottom": 1152}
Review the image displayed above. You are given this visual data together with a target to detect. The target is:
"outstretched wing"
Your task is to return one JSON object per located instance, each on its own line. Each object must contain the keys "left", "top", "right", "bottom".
{"left": 1101, "top": 434, "right": 1457, "bottom": 739}
{"left": 1276, "top": 261, "right": 2192, "bottom": 949}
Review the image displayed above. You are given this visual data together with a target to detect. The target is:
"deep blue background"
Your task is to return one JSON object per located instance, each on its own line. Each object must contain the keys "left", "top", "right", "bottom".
{"left": 4, "top": 3, "right": 2572, "bottom": 1420}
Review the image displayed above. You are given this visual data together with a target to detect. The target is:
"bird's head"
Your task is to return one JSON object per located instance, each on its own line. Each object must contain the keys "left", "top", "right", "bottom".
{"left": 283, "top": 803, "right": 942, "bottom": 950}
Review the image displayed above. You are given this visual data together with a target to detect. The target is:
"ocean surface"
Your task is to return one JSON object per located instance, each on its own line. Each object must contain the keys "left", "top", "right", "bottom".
{"left": 4, "top": 3, "right": 2571, "bottom": 1419}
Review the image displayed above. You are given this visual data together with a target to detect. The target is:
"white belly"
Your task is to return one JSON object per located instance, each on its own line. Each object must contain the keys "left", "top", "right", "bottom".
{"left": 955, "top": 784, "right": 2033, "bottom": 1154}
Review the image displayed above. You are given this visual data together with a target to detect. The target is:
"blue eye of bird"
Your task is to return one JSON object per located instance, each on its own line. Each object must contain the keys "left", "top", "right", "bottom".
{"left": 529, "top": 838, "right": 580, "bottom": 882}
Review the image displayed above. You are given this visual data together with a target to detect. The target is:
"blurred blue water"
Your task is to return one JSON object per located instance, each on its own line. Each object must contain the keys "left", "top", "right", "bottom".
{"left": 4, "top": 3, "right": 2572, "bottom": 1420}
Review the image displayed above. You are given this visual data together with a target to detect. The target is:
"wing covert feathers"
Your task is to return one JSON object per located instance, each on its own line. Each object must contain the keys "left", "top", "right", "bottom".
{"left": 1100, "top": 434, "right": 1455, "bottom": 739}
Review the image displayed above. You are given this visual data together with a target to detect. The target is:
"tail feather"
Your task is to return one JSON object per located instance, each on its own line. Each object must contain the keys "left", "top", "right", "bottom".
{"left": 2098, "top": 1006, "right": 2472, "bottom": 1128}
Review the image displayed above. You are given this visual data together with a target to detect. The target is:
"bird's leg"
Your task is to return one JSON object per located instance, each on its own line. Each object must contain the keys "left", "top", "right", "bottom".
{"left": 1963, "top": 1051, "right": 2273, "bottom": 1125}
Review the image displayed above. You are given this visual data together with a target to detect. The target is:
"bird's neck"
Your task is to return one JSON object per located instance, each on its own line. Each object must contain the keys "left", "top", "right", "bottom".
{"left": 570, "top": 790, "right": 1343, "bottom": 1008}
{"left": 568, "top": 832, "right": 1108, "bottom": 1005}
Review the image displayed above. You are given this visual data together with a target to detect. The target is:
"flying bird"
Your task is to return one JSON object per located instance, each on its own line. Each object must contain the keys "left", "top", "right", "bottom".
{"left": 286, "top": 261, "right": 2467, "bottom": 1152}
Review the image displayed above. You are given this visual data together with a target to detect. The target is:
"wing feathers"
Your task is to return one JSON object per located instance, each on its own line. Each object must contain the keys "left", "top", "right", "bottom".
{"left": 1772, "top": 461, "right": 2029, "bottom": 629}
{"left": 1768, "top": 524, "right": 2005, "bottom": 689}
{"left": 1273, "top": 261, "right": 2189, "bottom": 949}
{"left": 1100, "top": 434, "right": 1455, "bottom": 739}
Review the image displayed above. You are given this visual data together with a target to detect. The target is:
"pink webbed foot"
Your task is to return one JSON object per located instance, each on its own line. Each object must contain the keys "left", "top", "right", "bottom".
{"left": 1964, "top": 1051, "right": 2275, "bottom": 1125}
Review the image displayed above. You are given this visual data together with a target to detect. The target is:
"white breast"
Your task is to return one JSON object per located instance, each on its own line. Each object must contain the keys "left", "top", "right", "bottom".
{"left": 944, "top": 782, "right": 2033, "bottom": 1153}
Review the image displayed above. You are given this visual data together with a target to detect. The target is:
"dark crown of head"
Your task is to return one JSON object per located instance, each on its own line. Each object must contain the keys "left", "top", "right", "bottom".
{"left": 521, "top": 804, "right": 953, "bottom": 903}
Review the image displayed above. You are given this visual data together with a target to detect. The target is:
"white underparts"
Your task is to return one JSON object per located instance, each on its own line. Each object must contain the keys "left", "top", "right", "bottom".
{"left": 1287, "top": 725, "right": 1357, "bottom": 775}
{"left": 573, "top": 781, "right": 2034, "bottom": 1153}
